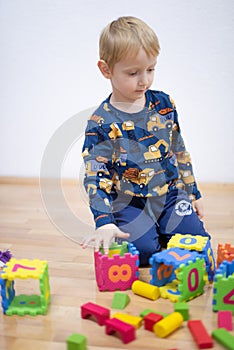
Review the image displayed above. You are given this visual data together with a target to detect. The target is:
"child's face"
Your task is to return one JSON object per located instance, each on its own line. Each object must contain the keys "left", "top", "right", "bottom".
{"left": 110, "top": 48, "right": 157, "bottom": 105}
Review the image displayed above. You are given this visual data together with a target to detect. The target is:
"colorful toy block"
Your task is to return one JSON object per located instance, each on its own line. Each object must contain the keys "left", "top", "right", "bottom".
{"left": 213, "top": 260, "right": 234, "bottom": 314}
{"left": 212, "top": 328, "right": 234, "bottom": 350}
{"left": 111, "top": 291, "right": 130, "bottom": 309}
{"left": 112, "top": 313, "right": 142, "bottom": 329}
{"left": 160, "top": 280, "right": 180, "bottom": 302}
{"left": 153, "top": 312, "right": 183, "bottom": 338}
{"left": 140, "top": 309, "right": 168, "bottom": 318}
{"left": 167, "top": 234, "right": 215, "bottom": 282}
{"left": 144, "top": 312, "right": 163, "bottom": 331}
{"left": 81, "top": 302, "right": 110, "bottom": 326}
{"left": 218, "top": 311, "right": 233, "bottom": 331}
{"left": 188, "top": 320, "right": 213, "bottom": 349}
{"left": 94, "top": 242, "right": 139, "bottom": 291}
{"left": 217, "top": 243, "right": 234, "bottom": 267}
{"left": 174, "top": 302, "right": 189, "bottom": 321}
{"left": 0, "top": 258, "right": 50, "bottom": 316}
{"left": 66, "top": 333, "right": 87, "bottom": 350}
{"left": 131, "top": 280, "right": 160, "bottom": 300}
{"left": 105, "top": 317, "right": 136, "bottom": 344}
{"left": 99, "top": 241, "right": 128, "bottom": 257}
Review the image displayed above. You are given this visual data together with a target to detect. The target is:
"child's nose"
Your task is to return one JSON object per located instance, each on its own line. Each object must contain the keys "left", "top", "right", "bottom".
{"left": 138, "top": 73, "right": 148, "bottom": 86}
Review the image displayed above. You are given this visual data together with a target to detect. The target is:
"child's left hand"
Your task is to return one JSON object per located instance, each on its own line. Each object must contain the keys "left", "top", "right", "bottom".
{"left": 193, "top": 198, "right": 204, "bottom": 219}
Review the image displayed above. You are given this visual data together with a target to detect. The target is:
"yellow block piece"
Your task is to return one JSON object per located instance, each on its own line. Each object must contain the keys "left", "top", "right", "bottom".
{"left": 167, "top": 234, "right": 208, "bottom": 252}
{"left": 131, "top": 280, "right": 160, "bottom": 300}
{"left": 112, "top": 313, "right": 143, "bottom": 329}
{"left": 2, "top": 258, "right": 48, "bottom": 280}
{"left": 153, "top": 312, "right": 183, "bottom": 338}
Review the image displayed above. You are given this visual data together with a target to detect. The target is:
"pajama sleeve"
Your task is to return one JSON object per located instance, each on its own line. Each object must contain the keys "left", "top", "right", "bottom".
{"left": 171, "top": 100, "right": 201, "bottom": 200}
{"left": 82, "top": 118, "right": 117, "bottom": 228}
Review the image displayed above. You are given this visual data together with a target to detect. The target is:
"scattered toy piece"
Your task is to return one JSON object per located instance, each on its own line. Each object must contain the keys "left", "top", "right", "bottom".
{"left": 131, "top": 280, "right": 160, "bottom": 300}
{"left": 153, "top": 312, "right": 183, "bottom": 338}
{"left": 212, "top": 328, "right": 234, "bottom": 350}
{"left": 111, "top": 291, "right": 130, "bottom": 309}
{"left": 66, "top": 333, "right": 87, "bottom": 350}
{"left": 81, "top": 302, "right": 110, "bottom": 326}
{"left": 105, "top": 317, "right": 136, "bottom": 344}
{"left": 188, "top": 320, "right": 213, "bottom": 349}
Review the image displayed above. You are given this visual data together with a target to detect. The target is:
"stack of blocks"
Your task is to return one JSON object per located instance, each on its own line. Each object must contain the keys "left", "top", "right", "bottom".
{"left": 94, "top": 241, "right": 139, "bottom": 291}
{"left": 0, "top": 258, "right": 50, "bottom": 316}
{"left": 149, "top": 234, "right": 215, "bottom": 302}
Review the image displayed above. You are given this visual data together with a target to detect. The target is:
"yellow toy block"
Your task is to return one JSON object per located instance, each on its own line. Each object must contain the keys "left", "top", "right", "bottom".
{"left": 131, "top": 280, "right": 160, "bottom": 300}
{"left": 112, "top": 313, "right": 143, "bottom": 329}
{"left": 153, "top": 312, "right": 183, "bottom": 338}
{"left": 167, "top": 234, "right": 208, "bottom": 252}
{"left": 2, "top": 259, "right": 48, "bottom": 280}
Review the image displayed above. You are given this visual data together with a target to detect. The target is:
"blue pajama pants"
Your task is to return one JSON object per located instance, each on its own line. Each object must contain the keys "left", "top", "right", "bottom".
{"left": 113, "top": 188, "right": 210, "bottom": 266}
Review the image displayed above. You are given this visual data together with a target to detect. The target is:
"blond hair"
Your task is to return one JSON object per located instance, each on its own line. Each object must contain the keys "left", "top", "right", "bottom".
{"left": 99, "top": 16, "right": 160, "bottom": 71}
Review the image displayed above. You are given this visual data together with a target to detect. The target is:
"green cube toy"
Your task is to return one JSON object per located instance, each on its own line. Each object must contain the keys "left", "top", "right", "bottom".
{"left": 67, "top": 333, "right": 87, "bottom": 350}
{"left": 111, "top": 291, "right": 130, "bottom": 309}
{"left": 174, "top": 302, "right": 189, "bottom": 321}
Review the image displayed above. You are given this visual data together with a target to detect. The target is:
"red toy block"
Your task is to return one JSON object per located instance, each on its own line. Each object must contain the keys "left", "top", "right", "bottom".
{"left": 218, "top": 310, "right": 233, "bottom": 331}
{"left": 105, "top": 317, "right": 136, "bottom": 344}
{"left": 81, "top": 302, "right": 110, "bottom": 326}
{"left": 188, "top": 320, "right": 213, "bottom": 349}
{"left": 144, "top": 312, "right": 163, "bottom": 331}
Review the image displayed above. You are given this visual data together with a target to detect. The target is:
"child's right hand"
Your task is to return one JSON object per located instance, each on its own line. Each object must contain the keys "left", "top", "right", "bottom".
{"left": 80, "top": 223, "right": 130, "bottom": 255}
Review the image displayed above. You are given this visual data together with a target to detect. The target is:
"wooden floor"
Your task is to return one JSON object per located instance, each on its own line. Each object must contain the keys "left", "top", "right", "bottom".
{"left": 0, "top": 180, "right": 233, "bottom": 350}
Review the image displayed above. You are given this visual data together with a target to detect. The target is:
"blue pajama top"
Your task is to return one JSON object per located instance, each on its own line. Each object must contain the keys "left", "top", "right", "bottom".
{"left": 82, "top": 90, "right": 201, "bottom": 228}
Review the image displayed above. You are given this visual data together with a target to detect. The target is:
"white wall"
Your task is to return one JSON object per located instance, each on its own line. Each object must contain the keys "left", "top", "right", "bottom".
{"left": 1, "top": 0, "right": 234, "bottom": 182}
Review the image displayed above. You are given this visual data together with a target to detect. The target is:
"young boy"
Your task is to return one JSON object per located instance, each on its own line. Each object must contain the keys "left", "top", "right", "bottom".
{"left": 80, "top": 16, "right": 211, "bottom": 266}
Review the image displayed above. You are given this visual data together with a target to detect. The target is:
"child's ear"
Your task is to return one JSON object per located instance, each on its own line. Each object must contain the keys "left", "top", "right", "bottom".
{"left": 97, "top": 60, "right": 112, "bottom": 79}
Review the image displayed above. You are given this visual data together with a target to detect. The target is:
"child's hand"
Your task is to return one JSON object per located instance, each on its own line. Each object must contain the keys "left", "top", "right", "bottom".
{"left": 193, "top": 198, "right": 204, "bottom": 219}
{"left": 80, "top": 223, "right": 130, "bottom": 254}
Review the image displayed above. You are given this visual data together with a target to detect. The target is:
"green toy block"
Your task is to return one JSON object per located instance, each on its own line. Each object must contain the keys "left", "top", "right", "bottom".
{"left": 67, "top": 333, "right": 87, "bottom": 350}
{"left": 174, "top": 302, "right": 189, "bottom": 321}
{"left": 139, "top": 308, "right": 168, "bottom": 318}
{"left": 212, "top": 328, "right": 234, "bottom": 350}
{"left": 111, "top": 291, "right": 130, "bottom": 309}
{"left": 213, "top": 274, "right": 234, "bottom": 314}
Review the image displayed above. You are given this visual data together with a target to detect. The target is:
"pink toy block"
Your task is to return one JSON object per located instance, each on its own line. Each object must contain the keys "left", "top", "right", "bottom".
{"left": 144, "top": 312, "right": 163, "bottom": 331}
{"left": 81, "top": 302, "right": 110, "bottom": 326}
{"left": 105, "top": 317, "right": 136, "bottom": 344}
{"left": 218, "top": 310, "right": 233, "bottom": 331}
{"left": 188, "top": 320, "right": 213, "bottom": 349}
{"left": 94, "top": 250, "right": 139, "bottom": 291}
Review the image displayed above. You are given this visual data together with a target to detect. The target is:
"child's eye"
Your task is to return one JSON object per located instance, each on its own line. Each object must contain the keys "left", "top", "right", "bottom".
{"left": 129, "top": 72, "right": 137, "bottom": 76}
{"left": 148, "top": 68, "right": 155, "bottom": 72}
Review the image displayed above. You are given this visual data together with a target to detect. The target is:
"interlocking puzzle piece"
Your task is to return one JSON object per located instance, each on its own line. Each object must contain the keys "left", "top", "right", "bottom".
{"left": 105, "top": 317, "right": 136, "bottom": 344}
{"left": 159, "top": 280, "right": 180, "bottom": 302}
{"left": 99, "top": 241, "right": 128, "bottom": 258}
{"left": 149, "top": 248, "right": 199, "bottom": 287}
{"left": 176, "top": 258, "right": 205, "bottom": 302}
{"left": 81, "top": 302, "right": 110, "bottom": 326}
{"left": 111, "top": 292, "right": 130, "bottom": 309}
{"left": 174, "top": 302, "right": 189, "bottom": 321}
{"left": 94, "top": 243, "right": 139, "bottom": 291}
{"left": 0, "top": 258, "right": 50, "bottom": 316}
{"left": 153, "top": 312, "right": 183, "bottom": 338}
{"left": 66, "top": 333, "right": 87, "bottom": 350}
{"left": 144, "top": 312, "right": 163, "bottom": 331}
{"left": 188, "top": 320, "right": 213, "bottom": 349}
{"left": 217, "top": 243, "right": 234, "bottom": 267}
{"left": 213, "top": 260, "right": 234, "bottom": 314}
{"left": 167, "top": 234, "right": 215, "bottom": 282}
{"left": 212, "top": 328, "right": 234, "bottom": 350}
{"left": 217, "top": 311, "right": 233, "bottom": 331}
{"left": 112, "top": 313, "right": 142, "bottom": 329}
{"left": 131, "top": 280, "right": 160, "bottom": 300}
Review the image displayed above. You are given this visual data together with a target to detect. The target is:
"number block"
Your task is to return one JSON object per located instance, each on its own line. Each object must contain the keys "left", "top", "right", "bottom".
{"left": 213, "top": 260, "right": 234, "bottom": 315}
{"left": 167, "top": 234, "right": 215, "bottom": 282}
{"left": 0, "top": 258, "right": 50, "bottom": 316}
{"left": 94, "top": 242, "right": 139, "bottom": 291}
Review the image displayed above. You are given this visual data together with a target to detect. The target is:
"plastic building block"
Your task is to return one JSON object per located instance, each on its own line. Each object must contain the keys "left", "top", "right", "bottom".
{"left": 66, "top": 333, "right": 87, "bottom": 350}
{"left": 140, "top": 309, "right": 168, "bottom": 318}
{"left": 213, "top": 260, "right": 234, "bottom": 314}
{"left": 217, "top": 311, "right": 233, "bottom": 331}
{"left": 160, "top": 280, "right": 180, "bottom": 302}
{"left": 99, "top": 241, "right": 128, "bottom": 258}
{"left": 81, "top": 302, "right": 110, "bottom": 326}
{"left": 217, "top": 243, "right": 234, "bottom": 267}
{"left": 112, "top": 312, "right": 142, "bottom": 329}
{"left": 94, "top": 242, "right": 139, "bottom": 291}
{"left": 144, "top": 312, "right": 163, "bottom": 331}
{"left": 153, "top": 312, "right": 183, "bottom": 338}
{"left": 212, "top": 328, "right": 234, "bottom": 350}
{"left": 105, "top": 317, "right": 136, "bottom": 344}
{"left": 174, "top": 302, "right": 189, "bottom": 321}
{"left": 176, "top": 257, "right": 205, "bottom": 302}
{"left": 131, "top": 280, "right": 160, "bottom": 300}
{"left": 168, "top": 233, "right": 209, "bottom": 252}
{"left": 111, "top": 292, "right": 130, "bottom": 309}
{"left": 188, "top": 320, "right": 213, "bottom": 349}
{"left": 0, "top": 258, "right": 50, "bottom": 315}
